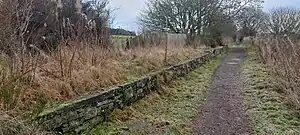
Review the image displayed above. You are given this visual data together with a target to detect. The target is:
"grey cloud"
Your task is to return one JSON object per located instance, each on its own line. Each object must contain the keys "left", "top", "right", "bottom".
{"left": 264, "top": 0, "right": 300, "bottom": 11}
{"left": 109, "top": 0, "right": 147, "bottom": 31}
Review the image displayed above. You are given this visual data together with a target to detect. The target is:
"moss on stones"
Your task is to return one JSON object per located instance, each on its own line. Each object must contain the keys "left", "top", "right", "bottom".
{"left": 87, "top": 58, "right": 221, "bottom": 135}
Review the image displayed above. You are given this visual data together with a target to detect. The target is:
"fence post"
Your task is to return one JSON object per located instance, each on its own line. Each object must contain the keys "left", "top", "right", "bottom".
{"left": 164, "top": 32, "right": 168, "bottom": 65}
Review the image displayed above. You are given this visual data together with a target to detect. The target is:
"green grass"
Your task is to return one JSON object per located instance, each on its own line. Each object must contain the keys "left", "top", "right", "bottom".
{"left": 111, "top": 35, "right": 135, "bottom": 49}
{"left": 242, "top": 47, "right": 300, "bottom": 135}
{"left": 111, "top": 35, "right": 135, "bottom": 38}
{"left": 86, "top": 58, "right": 221, "bottom": 135}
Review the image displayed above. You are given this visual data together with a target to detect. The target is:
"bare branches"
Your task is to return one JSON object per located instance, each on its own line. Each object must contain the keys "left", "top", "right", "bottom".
{"left": 263, "top": 7, "right": 300, "bottom": 35}
{"left": 140, "top": 0, "right": 263, "bottom": 40}
{"left": 256, "top": 36, "right": 300, "bottom": 109}
{"left": 0, "top": 0, "right": 113, "bottom": 54}
{"left": 237, "top": 7, "right": 266, "bottom": 36}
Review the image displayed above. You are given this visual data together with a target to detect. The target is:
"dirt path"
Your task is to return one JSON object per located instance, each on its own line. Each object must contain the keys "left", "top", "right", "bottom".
{"left": 194, "top": 47, "right": 251, "bottom": 135}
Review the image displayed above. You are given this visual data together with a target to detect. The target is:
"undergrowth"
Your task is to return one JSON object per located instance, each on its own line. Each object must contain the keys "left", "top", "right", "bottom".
{"left": 87, "top": 58, "right": 220, "bottom": 135}
{"left": 0, "top": 44, "right": 205, "bottom": 112}
{"left": 242, "top": 47, "right": 300, "bottom": 135}
{"left": 255, "top": 36, "right": 300, "bottom": 109}
{"left": 0, "top": 111, "right": 53, "bottom": 135}
{"left": 0, "top": 44, "right": 206, "bottom": 135}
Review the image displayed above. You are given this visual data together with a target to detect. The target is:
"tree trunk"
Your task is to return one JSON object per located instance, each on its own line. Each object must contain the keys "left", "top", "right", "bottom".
{"left": 75, "top": 0, "right": 81, "bottom": 15}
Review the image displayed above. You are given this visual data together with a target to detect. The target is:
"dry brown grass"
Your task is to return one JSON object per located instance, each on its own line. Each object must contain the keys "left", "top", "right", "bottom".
{"left": 255, "top": 36, "right": 300, "bottom": 110}
{"left": 0, "top": 111, "right": 53, "bottom": 135}
{"left": 0, "top": 42, "right": 205, "bottom": 135}
{"left": 0, "top": 41, "right": 205, "bottom": 114}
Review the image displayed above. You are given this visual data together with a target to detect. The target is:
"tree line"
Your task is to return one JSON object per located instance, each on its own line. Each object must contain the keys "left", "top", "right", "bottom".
{"left": 140, "top": 0, "right": 300, "bottom": 46}
{"left": 1, "top": 0, "right": 300, "bottom": 54}
{"left": 110, "top": 28, "right": 136, "bottom": 36}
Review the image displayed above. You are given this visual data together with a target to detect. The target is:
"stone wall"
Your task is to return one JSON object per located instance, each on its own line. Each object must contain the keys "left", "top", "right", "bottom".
{"left": 36, "top": 46, "right": 228, "bottom": 134}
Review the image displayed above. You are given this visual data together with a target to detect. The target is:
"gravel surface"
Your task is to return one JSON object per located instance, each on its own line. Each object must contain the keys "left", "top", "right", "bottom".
{"left": 194, "top": 47, "right": 251, "bottom": 135}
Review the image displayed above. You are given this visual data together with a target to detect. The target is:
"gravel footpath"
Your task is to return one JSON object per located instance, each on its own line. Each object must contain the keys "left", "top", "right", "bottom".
{"left": 194, "top": 47, "right": 251, "bottom": 135}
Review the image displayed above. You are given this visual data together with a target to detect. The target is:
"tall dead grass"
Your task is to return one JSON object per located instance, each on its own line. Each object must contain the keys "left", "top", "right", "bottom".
{"left": 0, "top": 111, "right": 53, "bottom": 135}
{"left": 255, "top": 35, "right": 300, "bottom": 110}
{"left": 0, "top": 41, "right": 205, "bottom": 114}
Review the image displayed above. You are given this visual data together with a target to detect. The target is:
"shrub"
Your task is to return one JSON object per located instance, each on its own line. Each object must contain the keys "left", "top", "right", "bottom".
{"left": 255, "top": 36, "right": 300, "bottom": 109}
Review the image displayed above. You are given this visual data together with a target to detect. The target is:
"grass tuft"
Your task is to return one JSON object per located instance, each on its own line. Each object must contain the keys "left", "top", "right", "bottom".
{"left": 0, "top": 111, "right": 53, "bottom": 135}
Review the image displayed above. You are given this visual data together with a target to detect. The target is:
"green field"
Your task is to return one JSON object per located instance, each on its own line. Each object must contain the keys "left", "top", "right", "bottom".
{"left": 111, "top": 35, "right": 136, "bottom": 49}
{"left": 111, "top": 35, "right": 135, "bottom": 38}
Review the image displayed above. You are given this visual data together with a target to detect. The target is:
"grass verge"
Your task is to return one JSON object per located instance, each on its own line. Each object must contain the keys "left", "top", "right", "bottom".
{"left": 86, "top": 57, "right": 221, "bottom": 135}
{"left": 242, "top": 47, "right": 300, "bottom": 135}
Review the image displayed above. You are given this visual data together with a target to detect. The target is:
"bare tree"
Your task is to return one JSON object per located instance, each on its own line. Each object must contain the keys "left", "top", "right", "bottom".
{"left": 263, "top": 7, "right": 300, "bottom": 35}
{"left": 140, "top": 0, "right": 263, "bottom": 46}
{"left": 0, "top": 0, "right": 35, "bottom": 53}
{"left": 237, "top": 7, "right": 266, "bottom": 37}
{"left": 76, "top": 0, "right": 82, "bottom": 14}
{"left": 0, "top": 0, "right": 112, "bottom": 53}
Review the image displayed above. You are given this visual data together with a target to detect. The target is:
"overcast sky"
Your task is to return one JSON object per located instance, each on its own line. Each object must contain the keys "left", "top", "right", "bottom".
{"left": 108, "top": 0, "right": 300, "bottom": 32}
